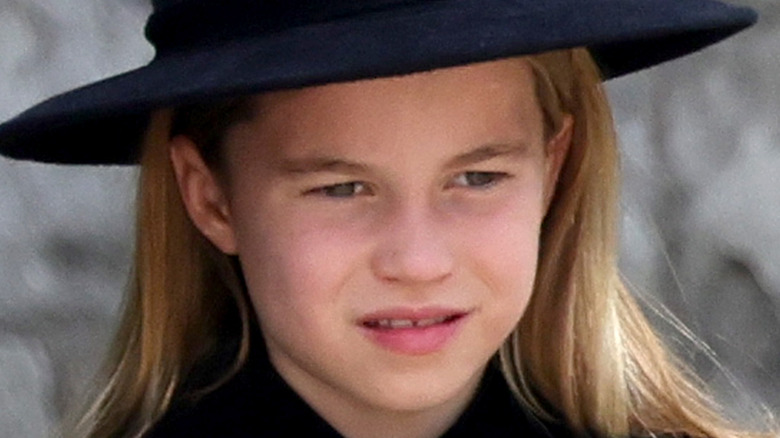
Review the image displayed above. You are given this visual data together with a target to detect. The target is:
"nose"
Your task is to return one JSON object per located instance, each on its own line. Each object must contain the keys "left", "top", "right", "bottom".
{"left": 370, "top": 202, "right": 455, "bottom": 285}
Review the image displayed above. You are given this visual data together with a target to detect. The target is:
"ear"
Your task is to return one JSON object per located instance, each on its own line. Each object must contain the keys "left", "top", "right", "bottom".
{"left": 543, "top": 114, "right": 573, "bottom": 211}
{"left": 169, "top": 136, "right": 238, "bottom": 254}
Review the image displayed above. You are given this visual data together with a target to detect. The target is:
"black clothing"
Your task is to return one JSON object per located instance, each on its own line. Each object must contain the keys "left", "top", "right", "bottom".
{"left": 148, "top": 344, "right": 573, "bottom": 437}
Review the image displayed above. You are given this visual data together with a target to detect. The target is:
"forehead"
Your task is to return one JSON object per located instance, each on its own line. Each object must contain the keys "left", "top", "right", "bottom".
{"left": 224, "top": 57, "right": 542, "bottom": 160}
{"left": 253, "top": 57, "right": 537, "bottom": 118}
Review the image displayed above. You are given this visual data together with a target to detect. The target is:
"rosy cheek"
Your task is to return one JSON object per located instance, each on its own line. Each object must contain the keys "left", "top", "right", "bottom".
{"left": 244, "top": 210, "right": 366, "bottom": 307}
{"left": 458, "top": 190, "right": 544, "bottom": 286}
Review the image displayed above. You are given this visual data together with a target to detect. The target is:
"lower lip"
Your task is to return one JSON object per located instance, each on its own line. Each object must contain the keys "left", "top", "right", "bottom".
{"left": 360, "top": 315, "right": 467, "bottom": 355}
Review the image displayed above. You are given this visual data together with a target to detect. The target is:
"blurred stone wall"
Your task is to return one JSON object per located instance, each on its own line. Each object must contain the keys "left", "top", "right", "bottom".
{"left": 0, "top": 1, "right": 150, "bottom": 436}
{"left": 0, "top": 0, "right": 778, "bottom": 436}
{"left": 612, "top": 0, "right": 780, "bottom": 421}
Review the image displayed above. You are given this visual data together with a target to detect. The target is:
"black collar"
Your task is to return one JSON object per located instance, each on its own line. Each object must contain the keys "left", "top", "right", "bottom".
{"left": 148, "top": 340, "right": 573, "bottom": 438}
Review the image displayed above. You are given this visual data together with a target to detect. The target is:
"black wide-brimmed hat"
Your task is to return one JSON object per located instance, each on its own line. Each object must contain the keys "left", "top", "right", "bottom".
{"left": 0, "top": 0, "right": 756, "bottom": 165}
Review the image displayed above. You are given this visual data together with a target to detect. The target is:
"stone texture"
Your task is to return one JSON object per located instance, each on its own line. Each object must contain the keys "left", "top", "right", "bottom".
{"left": 0, "top": 335, "right": 54, "bottom": 437}
{"left": 0, "top": 0, "right": 778, "bottom": 436}
{"left": 611, "top": 0, "right": 780, "bottom": 422}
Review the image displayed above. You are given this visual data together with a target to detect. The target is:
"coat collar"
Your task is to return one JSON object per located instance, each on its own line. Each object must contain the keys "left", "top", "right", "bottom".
{"left": 148, "top": 338, "right": 571, "bottom": 437}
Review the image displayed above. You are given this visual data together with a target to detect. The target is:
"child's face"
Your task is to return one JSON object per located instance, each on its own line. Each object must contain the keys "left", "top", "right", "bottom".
{"left": 177, "top": 57, "right": 570, "bottom": 430}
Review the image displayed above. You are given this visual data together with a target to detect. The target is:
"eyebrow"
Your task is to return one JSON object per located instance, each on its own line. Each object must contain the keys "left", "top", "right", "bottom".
{"left": 279, "top": 156, "right": 369, "bottom": 175}
{"left": 277, "top": 141, "right": 532, "bottom": 175}
{"left": 445, "top": 142, "right": 532, "bottom": 169}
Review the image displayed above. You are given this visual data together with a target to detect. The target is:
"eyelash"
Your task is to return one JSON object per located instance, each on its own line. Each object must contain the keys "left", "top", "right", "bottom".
{"left": 448, "top": 171, "right": 510, "bottom": 189}
{"left": 305, "top": 172, "right": 511, "bottom": 198}
{"left": 305, "top": 181, "right": 371, "bottom": 198}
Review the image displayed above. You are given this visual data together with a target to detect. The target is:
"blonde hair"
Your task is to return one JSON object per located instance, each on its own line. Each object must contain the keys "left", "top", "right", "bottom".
{"left": 503, "top": 49, "right": 775, "bottom": 437}
{"left": 69, "top": 109, "right": 250, "bottom": 437}
{"left": 70, "top": 50, "right": 775, "bottom": 437}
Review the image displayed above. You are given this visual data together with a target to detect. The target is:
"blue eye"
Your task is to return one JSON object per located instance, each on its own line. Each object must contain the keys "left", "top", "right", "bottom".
{"left": 307, "top": 181, "right": 370, "bottom": 198}
{"left": 451, "top": 172, "right": 508, "bottom": 189}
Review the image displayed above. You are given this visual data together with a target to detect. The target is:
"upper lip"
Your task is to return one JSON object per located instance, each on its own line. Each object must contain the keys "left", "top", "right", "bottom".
{"left": 357, "top": 306, "right": 471, "bottom": 326}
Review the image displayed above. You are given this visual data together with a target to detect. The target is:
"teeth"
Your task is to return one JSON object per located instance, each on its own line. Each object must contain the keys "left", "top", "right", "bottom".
{"left": 369, "top": 316, "right": 451, "bottom": 329}
{"left": 415, "top": 316, "right": 448, "bottom": 327}
{"left": 387, "top": 319, "right": 413, "bottom": 328}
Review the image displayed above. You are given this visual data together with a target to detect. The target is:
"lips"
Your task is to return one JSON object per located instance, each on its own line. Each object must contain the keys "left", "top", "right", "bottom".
{"left": 358, "top": 308, "right": 469, "bottom": 355}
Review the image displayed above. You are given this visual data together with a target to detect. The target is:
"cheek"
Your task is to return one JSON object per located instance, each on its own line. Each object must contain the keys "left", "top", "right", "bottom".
{"left": 232, "top": 204, "right": 365, "bottom": 329}
{"left": 476, "top": 218, "right": 540, "bottom": 296}
{"left": 459, "top": 186, "right": 545, "bottom": 327}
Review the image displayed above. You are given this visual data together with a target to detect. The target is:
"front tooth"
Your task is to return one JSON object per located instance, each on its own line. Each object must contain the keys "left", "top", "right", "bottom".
{"left": 372, "top": 317, "right": 450, "bottom": 329}
{"left": 415, "top": 317, "right": 436, "bottom": 327}
{"left": 389, "top": 319, "right": 414, "bottom": 328}
{"left": 415, "top": 316, "right": 448, "bottom": 327}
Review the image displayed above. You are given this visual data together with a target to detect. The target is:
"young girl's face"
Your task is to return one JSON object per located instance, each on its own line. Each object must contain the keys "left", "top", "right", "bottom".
{"left": 175, "top": 57, "right": 570, "bottom": 432}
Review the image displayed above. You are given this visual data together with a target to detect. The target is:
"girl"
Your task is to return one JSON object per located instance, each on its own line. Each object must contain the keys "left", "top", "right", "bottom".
{"left": 0, "top": 1, "right": 775, "bottom": 437}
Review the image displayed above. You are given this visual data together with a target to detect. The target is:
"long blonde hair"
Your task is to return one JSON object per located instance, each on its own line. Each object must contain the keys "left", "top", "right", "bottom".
{"left": 502, "top": 49, "right": 775, "bottom": 437}
{"left": 71, "top": 49, "right": 775, "bottom": 437}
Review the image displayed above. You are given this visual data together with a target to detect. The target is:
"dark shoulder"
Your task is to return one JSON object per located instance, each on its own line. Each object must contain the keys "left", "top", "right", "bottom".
{"left": 146, "top": 350, "right": 341, "bottom": 437}
{"left": 146, "top": 369, "right": 265, "bottom": 437}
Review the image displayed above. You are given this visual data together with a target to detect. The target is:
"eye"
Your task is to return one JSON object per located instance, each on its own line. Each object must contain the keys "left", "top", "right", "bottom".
{"left": 306, "top": 181, "right": 371, "bottom": 198}
{"left": 449, "top": 172, "right": 509, "bottom": 189}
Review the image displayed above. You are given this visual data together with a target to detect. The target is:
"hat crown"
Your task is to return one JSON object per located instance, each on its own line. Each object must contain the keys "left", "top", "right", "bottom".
{"left": 146, "top": 0, "right": 427, "bottom": 55}
{"left": 0, "top": 0, "right": 757, "bottom": 164}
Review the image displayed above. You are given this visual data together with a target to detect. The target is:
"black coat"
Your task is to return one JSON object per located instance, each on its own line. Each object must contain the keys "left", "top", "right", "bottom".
{"left": 147, "top": 340, "right": 575, "bottom": 438}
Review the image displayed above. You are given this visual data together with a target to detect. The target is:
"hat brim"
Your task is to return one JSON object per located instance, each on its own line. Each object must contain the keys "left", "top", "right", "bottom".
{"left": 0, "top": 0, "right": 756, "bottom": 164}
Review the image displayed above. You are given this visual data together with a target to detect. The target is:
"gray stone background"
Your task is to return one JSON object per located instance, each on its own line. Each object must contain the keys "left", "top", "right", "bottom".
{"left": 0, "top": 1, "right": 778, "bottom": 436}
